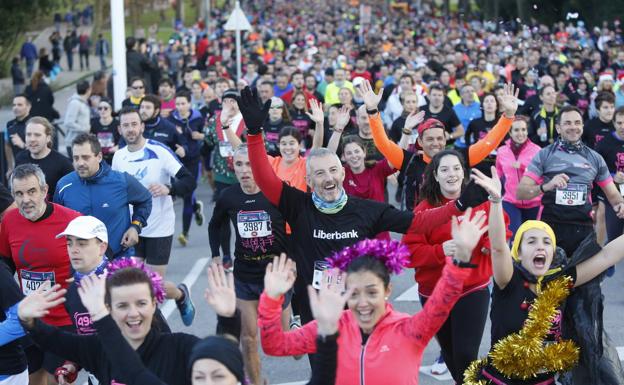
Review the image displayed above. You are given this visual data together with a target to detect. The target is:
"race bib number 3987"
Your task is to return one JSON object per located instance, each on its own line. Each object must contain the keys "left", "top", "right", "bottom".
{"left": 20, "top": 270, "right": 55, "bottom": 296}
{"left": 237, "top": 210, "right": 272, "bottom": 238}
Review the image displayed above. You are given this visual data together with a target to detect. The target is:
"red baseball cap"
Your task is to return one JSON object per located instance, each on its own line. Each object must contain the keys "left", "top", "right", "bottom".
{"left": 417, "top": 118, "right": 446, "bottom": 136}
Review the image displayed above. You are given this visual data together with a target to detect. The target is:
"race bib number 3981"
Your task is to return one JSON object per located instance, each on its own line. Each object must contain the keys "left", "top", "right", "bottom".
{"left": 20, "top": 270, "right": 55, "bottom": 295}
{"left": 237, "top": 210, "right": 272, "bottom": 238}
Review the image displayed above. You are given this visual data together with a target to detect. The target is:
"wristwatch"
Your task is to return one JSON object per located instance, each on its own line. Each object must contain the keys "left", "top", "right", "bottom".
{"left": 366, "top": 108, "right": 379, "bottom": 115}
{"left": 452, "top": 258, "right": 477, "bottom": 268}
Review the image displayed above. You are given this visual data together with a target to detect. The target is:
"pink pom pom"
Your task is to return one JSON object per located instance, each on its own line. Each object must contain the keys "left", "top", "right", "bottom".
{"left": 106, "top": 258, "right": 166, "bottom": 303}
{"left": 326, "top": 239, "right": 409, "bottom": 275}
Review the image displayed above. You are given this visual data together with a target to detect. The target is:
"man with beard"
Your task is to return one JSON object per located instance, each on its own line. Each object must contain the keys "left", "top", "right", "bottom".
{"left": 138, "top": 94, "right": 187, "bottom": 157}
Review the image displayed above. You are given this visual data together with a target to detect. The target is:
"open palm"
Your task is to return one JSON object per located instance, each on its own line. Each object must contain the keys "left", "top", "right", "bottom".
{"left": 500, "top": 82, "right": 519, "bottom": 117}
{"left": 471, "top": 166, "right": 502, "bottom": 199}
{"left": 305, "top": 99, "right": 325, "bottom": 124}
{"left": 451, "top": 207, "right": 488, "bottom": 262}
{"left": 263, "top": 253, "right": 296, "bottom": 299}
{"left": 204, "top": 263, "right": 236, "bottom": 317}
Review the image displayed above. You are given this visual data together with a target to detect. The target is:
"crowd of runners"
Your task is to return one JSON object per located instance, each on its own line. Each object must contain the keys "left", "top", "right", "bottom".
{"left": 3, "top": 0, "right": 624, "bottom": 384}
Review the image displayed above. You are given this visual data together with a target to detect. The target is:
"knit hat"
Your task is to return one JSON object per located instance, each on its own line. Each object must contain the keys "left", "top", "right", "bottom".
{"left": 188, "top": 336, "right": 244, "bottom": 382}
{"left": 510, "top": 220, "right": 556, "bottom": 261}
{"left": 417, "top": 118, "right": 446, "bottom": 136}
{"left": 222, "top": 88, "right": 240, "bottom": 101}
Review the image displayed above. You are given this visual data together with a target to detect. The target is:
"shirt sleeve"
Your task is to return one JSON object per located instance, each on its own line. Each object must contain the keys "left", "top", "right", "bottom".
{"left": 594, "top": 151, "right": 613, "bottom": 184}
{"left": 468, "top": 115, "right": 513, "bottom": 167}
{"left": 208, "top": 198, "right": 229, "bottom": 257}
{"left": 0, "top": 304, "right": 26, "bottom": 346}
{"left": 402, "top": 231, "right": 446, "bottom": 268}
{"left": 248, "top": 133, "right": 284, "bottom": 206}
{"left": 368, "top": 113, "right": 405, "bottom": 170}
{"left": 524, "top": 148, "right": 546, "bottom": 183}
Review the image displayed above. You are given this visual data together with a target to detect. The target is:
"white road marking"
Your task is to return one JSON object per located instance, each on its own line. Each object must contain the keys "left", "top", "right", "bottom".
{"left": 395, "top": 283, "right": 420, "bottom": 302}
{"left": 617, "top": 346, "right": 624, "bottom": 361}
{"left": 162, "top": 257, "right": 210, "bottom": 319}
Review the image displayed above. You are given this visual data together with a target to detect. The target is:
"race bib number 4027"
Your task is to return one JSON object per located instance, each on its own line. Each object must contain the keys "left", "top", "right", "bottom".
{"left": 20, "top": 270, "right": 55, "bottom": 296}
{"left": 237, "top": 210, "right": 272, "bottom": 238}
{"left": 555, "top": 184, "right": 587, "bottom": 206}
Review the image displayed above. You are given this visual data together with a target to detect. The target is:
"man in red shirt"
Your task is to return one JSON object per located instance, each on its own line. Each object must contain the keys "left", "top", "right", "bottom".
{"left": 0, "top": 163, "right": 80, "bottom": 385}
{"left": 280, "top": 71, "right": 318, "bottom": 107}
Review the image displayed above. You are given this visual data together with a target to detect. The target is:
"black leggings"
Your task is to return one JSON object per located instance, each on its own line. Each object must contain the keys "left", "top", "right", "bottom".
{"left": 420, "top": 287, "right": 490, "bottom": 384}
{"left": 182, "top": 158, "right": 200, "bottom": 235}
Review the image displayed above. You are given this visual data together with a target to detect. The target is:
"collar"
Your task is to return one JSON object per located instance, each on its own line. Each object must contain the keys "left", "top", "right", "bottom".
{"left": 311, "top": 189, "right": 348, "bottom": 214}
{"left": 144, "top": 116, "right": 160, "bottom": 128}
{"left": 74, "top": 258, "right": 109, "bottom": 284}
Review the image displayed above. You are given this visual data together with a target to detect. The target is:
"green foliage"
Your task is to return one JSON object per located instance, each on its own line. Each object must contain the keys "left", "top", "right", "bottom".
{"left": 0, "top": 0, "right": 62, "bottom": 76}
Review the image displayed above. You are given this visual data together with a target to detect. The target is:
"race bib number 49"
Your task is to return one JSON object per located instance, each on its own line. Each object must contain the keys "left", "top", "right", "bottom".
{"left": 555, "top": 184, "right": 587, "bottom": 206}
{"left": 237, "top": 210, "right": 272, "bottom": 238}
{"left": 20, "top": 270, "right": 55, "bottom": 295}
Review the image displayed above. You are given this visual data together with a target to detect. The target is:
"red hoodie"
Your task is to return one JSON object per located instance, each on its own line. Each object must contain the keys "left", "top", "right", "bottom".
{"left": 258, "top": 260, "right": 470, "bottom": 385}
{"left": 402, "top": 199, "right": 510, "bottom": 297}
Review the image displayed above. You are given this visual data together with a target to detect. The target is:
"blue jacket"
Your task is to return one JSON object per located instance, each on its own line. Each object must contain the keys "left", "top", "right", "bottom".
{"left": 168, "top": 109, "right": 204, "bottom": 160}
{"left": 53, "top": 162, "right": 152, "bottom": 257}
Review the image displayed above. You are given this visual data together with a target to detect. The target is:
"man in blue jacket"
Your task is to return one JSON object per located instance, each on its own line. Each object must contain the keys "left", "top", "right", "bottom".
{"left": 54, "top": 132, "right": 152, "bottom": 259}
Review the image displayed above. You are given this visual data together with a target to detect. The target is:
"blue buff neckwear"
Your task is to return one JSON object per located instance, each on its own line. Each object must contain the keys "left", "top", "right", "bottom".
{"left": 311, "top": 189, "right": 348, "bottom": 214}
{"left": 73, "top": 258, "right": 109, "bottom": 284}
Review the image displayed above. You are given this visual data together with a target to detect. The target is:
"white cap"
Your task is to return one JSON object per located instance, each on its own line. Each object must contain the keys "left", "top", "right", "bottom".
{"left": 56, "top": 216, "right": 108, "bottom": 243}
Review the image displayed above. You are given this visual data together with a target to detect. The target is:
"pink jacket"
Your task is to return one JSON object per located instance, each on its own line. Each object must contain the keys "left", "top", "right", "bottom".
{"left": 496, "top": 139, "right": 542, "bottom": 208}
{"left": 258, "top": 260, "right": 470, "bottom": 385}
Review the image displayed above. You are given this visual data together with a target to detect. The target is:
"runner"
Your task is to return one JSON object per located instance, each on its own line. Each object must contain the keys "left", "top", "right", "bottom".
{"left": 258, "top": 211, "right": 485, "bottom": 385}
{"left": 402, "top": 149, "right": 511, "bottom": 384}
{"left": 16, "top": 262, "right": 240, "bottom": 385}
{"left": 238, "top": 86, "right": 490, "bottom": 325}
{"left": 495, "top": 116, "right": 542, "bottom": 235}
{"left": 465, "top": 167, "right": 624, "bottom": 385}
{"left": 0, "top": 163, "right": 80, "bottom": 385}
{"left": 112, "top": 107, "right": 197, "bottom": 326}
{"left": 15, "top": 117, "right": 73, "bottom": 201}
{"left": 208, "top": 144, "right": 292, "bottom": 385}
{"left": 168, "top": 90, "right": 206, "bottom": 246}
{"left": 55, "top": 133, "right": 152, "bottom": 259}
{"left": 138, "top": 94, "right": 188, "bottom": 157}
{"left": 366, "top": 80, "right": 517, "bottom": 210}
{"left": 0, "top": 258, "right": 28, "bottom": 384}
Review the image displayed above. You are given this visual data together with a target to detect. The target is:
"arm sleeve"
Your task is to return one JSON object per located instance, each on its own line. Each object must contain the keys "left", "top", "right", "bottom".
{"left": 368, "top": 113, "right": 405, "bottom": 170}
{"left": 26, "top": 319, "right": 100, "bottom": 369}
{"left": 208, "top": 199, "right": 229, "bottom": 257}
{"left": 404, "top": 260, "right": 470, "bottom": 346}
{"left": 0, "top": 304, "right": 25, "bottom": 346}
{"left": 306, "top": 334, "right": 339, "bottom": 385}
{"left": 248, "top": 133, "right": 283, "bottom": 206}
{"left": 124, "top": 173, "right": 152, "bottom": 227}
{"left": 215, "top": 310, "right": 241, "bottom": 341}
{"left": 468, "top": 115, "right": 513, "bottom": 167}
{"left": 170, "top": 166, "right": 197, "bottom": 197}
{"left": 402, "top": 232, "right": 446, "bottom": 268}
{"left": 94, "top": 315, "right": 167, "bottom": 385}
{"left": 258, "top": 293, "right": 318, "bottom": 355}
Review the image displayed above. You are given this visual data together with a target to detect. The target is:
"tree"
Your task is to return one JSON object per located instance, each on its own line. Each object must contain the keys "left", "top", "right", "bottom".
{"left": 0, "top": 0, "right": 61, "bottom": 77}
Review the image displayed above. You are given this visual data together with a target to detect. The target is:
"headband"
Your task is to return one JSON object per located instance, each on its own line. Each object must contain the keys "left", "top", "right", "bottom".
{"left": 106, "top": 258, "right": 166, "bottom": 303}
{"left": 327, "top": 239, "right": 409, "bottom": 275}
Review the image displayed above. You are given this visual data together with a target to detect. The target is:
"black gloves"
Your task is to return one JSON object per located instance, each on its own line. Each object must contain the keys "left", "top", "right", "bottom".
{"left": 237, "top": 86, "right": 270, "bottom": 135}
{"left": 455, "top": 180, "right": 489, "bottom": 211}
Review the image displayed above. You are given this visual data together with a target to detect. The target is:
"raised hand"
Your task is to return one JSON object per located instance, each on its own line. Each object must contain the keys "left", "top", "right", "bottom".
{"left": 471, "top": 166, "right": 502, "bottom": 200}
{"left": 305, "top": 98, "right": 325, "bottom": 125}
{"left": 18, "top": 282, "right": 67, "bottom": 324}
{"left": 359, "top": 80, "right": 384, "bottom": 111}
{"left": 237, "top": 86, "right": 271, "bottom": 135}
{"left": 334, "top": 106, "right": 351, "bottom": 133}
{"left": 220, "top": 103, "right": 236, "bottom": 126}
{"left": 77, "top": 273, "right": 109, "bottom": 320}
{"left": 404, "top": 110, "right": 426, "bottom": 132}
{"left": 263, "top": 253, "right": 296, "bottom": 299}
{"left": 499, "top": 82, "right": 520, "bottom": 118}
{"left": 451, "top": 207, "right": 489, "bottom": 263}
{"left": 308, "top": 268, "right": 353, "bottom": 336}
{"left": 204, "top": 263, "right": 236, "bottom": 317}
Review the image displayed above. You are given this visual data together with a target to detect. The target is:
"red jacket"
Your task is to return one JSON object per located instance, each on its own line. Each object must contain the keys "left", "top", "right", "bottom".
{"left": 258, "top": 260, "right": 470, "bottom": 385}
{"left": 402, "top": 199, "right": 510, "bottom": 297}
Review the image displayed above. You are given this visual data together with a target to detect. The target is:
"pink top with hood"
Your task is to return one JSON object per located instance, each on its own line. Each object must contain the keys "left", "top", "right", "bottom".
{"left": 495, "top": 138, "right": 542, "bottom": 208}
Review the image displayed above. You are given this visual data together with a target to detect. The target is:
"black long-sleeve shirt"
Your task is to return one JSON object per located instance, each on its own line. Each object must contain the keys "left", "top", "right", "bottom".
{"left": 25, "top": 311, "right": 240, "bottom": 385}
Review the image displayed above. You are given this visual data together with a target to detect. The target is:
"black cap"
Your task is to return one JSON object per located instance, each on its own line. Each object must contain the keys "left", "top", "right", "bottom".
{"left": 325, "top": 67, "right": 334, "bottom": 76}
{"left": 188, "top": 336, "right": 244, "bottom": 382}
{"left": 222, "top": 88, "right": 240, "bottom": 101}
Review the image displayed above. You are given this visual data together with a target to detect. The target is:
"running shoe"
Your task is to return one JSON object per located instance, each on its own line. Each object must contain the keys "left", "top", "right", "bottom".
{"left": 176, "top": 283, "right": 196, "bottom": 326}
{"left": 194, "top": 200, "right": 204, "bottom": 226}
{"left": 178, "top": 233, "right": 188, "bottom": 246}
{"left": 430, "top": 354, "right": 448, "bottom": 375}
{"left": 290, "top": 315, "right": 304, "bottom": 360}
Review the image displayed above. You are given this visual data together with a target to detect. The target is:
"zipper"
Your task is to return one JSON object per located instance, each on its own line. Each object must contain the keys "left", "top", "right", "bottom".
{"left": 359, "top": 333, "right": 371, "bottom": 385}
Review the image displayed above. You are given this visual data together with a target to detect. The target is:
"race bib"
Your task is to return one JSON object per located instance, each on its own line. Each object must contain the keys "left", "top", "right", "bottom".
{"left": 555, "top": 184, "right": 587, "bottom": 206}
{"left": 218, "top": 141, "right": 234, "bottom": 157}
{"left": 97, "top": 132, "right": 114, "bottom": 148}
{"left": 312, "top": 261, "right": 330, "bottom": 290}
{"left": 20, "top": 270, "right": 55, "bottom": 296}
{"left": 237, "top": 211, "right": 272, "bottom": 238}
{"left": 619, "top": 183, "right": 624, "bottom": 197}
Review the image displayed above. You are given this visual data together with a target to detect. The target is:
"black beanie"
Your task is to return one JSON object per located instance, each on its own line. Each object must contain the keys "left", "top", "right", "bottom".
{"left": 188, "top": 336, "right": 244, "bottom": 382}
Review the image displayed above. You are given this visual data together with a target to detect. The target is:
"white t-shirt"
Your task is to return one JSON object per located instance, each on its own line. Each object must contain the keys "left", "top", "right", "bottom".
{"left": 112, "top": 139, "right": 182, "bottom": 237}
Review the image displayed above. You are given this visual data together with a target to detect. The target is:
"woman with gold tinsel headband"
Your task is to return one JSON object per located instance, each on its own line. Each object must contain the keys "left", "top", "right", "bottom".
{"left": 463, "top": 167, "right": 624, "bottom": 385}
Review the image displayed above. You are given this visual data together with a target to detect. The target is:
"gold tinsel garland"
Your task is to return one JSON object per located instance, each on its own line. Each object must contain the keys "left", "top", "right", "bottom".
{"left": 464, "top": 276, "right": 579, "bottom": 384}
